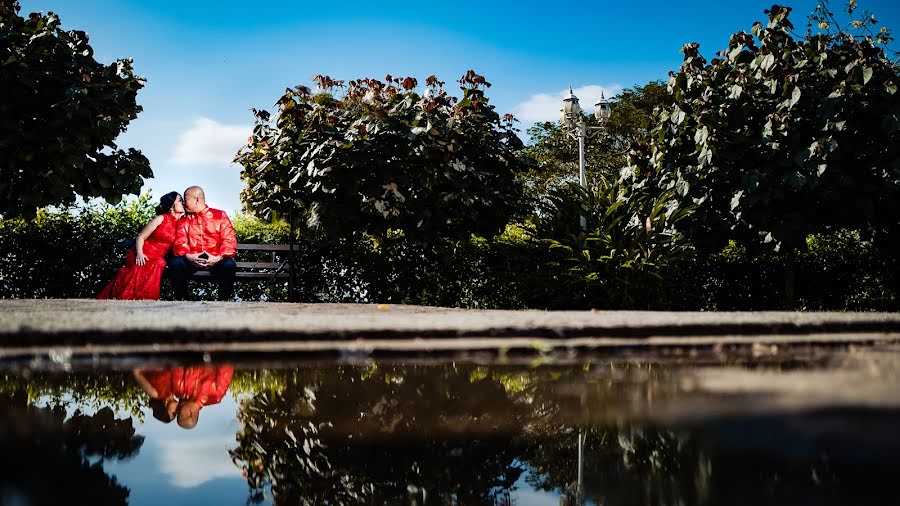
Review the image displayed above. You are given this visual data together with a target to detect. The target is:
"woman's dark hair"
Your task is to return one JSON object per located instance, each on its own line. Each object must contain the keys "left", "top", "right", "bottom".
{"left": 149, "top": 398, "right": 174, "bottom": 423}
{"left": 155, "top": 191, "right": 180, "bottom": 215}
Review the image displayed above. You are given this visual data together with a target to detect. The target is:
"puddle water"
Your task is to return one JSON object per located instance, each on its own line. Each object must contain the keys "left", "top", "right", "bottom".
{"left": 2, "top": 344, "right": 900, "bottom": 505}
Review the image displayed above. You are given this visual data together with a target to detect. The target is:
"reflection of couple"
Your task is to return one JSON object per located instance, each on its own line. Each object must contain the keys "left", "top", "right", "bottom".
{"left": 96, "top": 186, "right": 237, "bottom": 301}
{"left": 133, "top": 365, "right": 234, "bottom": 429}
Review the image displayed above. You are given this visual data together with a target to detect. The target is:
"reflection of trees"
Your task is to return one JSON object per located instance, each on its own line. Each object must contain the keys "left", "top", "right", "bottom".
{"left": 0, "top": 390, "right": 144, "bottom": 505}
{"left": 230, "top": 365, "right": 532, "bottom": 505}
{"left": 0, "top": 371, "right": 147, "bottom": 421}
{"left": 228, "top": 363, "right": 689, "bottom": 505}
{"left": 519, "top": 414, "right": 900, "bottom": 506}
{"left": 230, "top": 362, "right": 900, "bottom": 506}
{"left": 520, "top": 425, "right": 710, "bottom": 506}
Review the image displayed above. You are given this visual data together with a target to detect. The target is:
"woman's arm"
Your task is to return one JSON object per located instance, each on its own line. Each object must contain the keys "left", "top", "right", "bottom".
{"left": 133, "top": 369, "right": 159, "bottom": 398}
{"left": 135, "top": 215, "right": 165, "bottom": 266}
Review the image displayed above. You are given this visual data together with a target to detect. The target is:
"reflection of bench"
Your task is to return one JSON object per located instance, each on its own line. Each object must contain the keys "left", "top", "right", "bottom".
{"left": 119, "top": 241, "right": 298, "bottom": 300}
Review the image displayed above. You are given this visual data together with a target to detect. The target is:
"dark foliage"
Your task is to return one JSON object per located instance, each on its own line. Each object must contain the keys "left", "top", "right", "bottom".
{"left": 0, "top": 1, "right": 151, "bottom": 218}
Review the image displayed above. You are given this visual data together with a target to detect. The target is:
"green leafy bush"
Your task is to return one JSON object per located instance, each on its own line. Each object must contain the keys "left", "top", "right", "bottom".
{"left": 3, "top": 194, "right": 895, "bottom": 309}
{"left": 527, "top": 180, "right": 695, "bottom": 309}
{"left": 702, "top": 231, "right": 898, "bottom": 310}
{"left": 0, "top": 195, "right": 153, "bottom": 298}
{"left": 235, "top": 72, "right": 527, "bottom": 242}
{"left": 639, "top": 4, "right": 900, "bottom": 254}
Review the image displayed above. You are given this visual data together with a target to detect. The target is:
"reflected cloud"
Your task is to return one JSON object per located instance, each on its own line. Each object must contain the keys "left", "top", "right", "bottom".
{"left": 158, "top": 435, "right": 239, "bottom": 488}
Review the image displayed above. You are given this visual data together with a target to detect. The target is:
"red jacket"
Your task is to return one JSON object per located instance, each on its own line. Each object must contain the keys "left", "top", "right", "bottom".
{"left": 173, "top": 207, "right": 237, "bottom": 258}
{"left": 170, "top": 365, "right": 234, "bottom": 407}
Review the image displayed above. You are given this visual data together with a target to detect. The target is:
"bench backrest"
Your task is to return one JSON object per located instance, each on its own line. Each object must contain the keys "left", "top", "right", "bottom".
{"left": 236, "top": 244, "right": 299, "bottom": 252}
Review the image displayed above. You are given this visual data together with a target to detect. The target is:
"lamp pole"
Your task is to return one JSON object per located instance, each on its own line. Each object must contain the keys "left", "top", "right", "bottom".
{"left": 577, "top": 122, "right": 587, "bottom": 188}
{"left": 560, "top": 87, "right": 612, "bottom": 230}
{"left": 560, "top": 87, "right": 612, "bottom": 189}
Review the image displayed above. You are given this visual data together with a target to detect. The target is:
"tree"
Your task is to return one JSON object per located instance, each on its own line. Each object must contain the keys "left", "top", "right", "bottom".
{"left": 633, "top": 2, "right": 900, "bottom": 254}
{"left": 521, "top": 81, "right": 670, "bottom": 197}
{"left": 235, "top": 71, "right": 526, "bottom": 241}
{"left": 0, "top": 1, "right": 151, "bottom": 218}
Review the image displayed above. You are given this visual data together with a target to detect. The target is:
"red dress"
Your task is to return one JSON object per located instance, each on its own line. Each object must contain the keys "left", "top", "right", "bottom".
{"left": 97, "top": 213, "right": 177, "bottom": 300}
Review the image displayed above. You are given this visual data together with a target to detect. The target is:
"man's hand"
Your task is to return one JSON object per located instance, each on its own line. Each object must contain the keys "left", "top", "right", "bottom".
{"left": 185, "top": 252, "right": 208, "bottom": 269}
{"left": 204, "top": 254, "right": 223, "bottom": 267}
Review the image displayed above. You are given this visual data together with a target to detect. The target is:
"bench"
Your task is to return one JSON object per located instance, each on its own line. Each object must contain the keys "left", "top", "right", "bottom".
{"left": 189, "top": 243, "right": 295, "bottom": 280}
{"left": 191, "top": 243, "right": 298, "bottom": 301}
{"left": 118, "top": 241, "right": 299, "bottom": 300}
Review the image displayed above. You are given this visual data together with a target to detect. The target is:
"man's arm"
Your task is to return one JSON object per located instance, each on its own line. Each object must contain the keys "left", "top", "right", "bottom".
{"left": 212, "top": 366, "right": 234, "bottom": 401}
{"left": 219, "top": 215, "right": 237, "bottom": 258}
{"left": 203, "top": 213, "right": 236, "bottom": 267}
{"left": 173, "top": 218, "right": 206, "bottom": 266}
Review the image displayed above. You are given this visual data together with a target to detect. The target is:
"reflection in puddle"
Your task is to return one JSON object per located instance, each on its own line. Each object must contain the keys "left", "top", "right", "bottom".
{"left": 133, "top": 365, "right": 234, "bottom": 429}
{"left": 0, "top": 392, "right": 143, "bottom": 505}
{"left": 1, "top": 347, "right": 900, "bottom": 505}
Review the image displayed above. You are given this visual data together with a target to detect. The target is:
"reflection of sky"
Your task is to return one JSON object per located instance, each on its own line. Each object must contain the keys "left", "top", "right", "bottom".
{"left": 510, "top": 470, "right": 562, "bottom": 506}
{"left": 36, "top": 390, "right": 585, "bottom": 505}
{"left": 510, "top": 463, "right": 603, "bottom": 506}
{"left": 103, "top": 392, "right": 251, "bottom": 506}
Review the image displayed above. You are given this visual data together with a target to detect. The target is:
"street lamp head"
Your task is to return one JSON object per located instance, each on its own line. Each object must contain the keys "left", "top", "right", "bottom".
{"left": 594, "top": 91, "right": 611, "bottom": 125}
{"left": 562, "top": 87, "right": 582, "bottom": 114}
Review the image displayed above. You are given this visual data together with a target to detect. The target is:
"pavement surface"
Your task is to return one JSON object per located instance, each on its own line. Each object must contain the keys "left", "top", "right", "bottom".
{"left": 2, "top": 299, "right": 900, "bottom": 362}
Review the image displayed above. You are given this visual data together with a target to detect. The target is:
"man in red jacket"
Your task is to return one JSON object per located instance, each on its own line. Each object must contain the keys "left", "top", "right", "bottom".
{"left": 169, "top": 186, "right": 237, "bottom": 300}
{"left": 172, "top": 364, "right": 234, "bottom": 429}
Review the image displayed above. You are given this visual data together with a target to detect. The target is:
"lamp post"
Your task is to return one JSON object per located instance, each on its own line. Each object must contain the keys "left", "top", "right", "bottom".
{"left": 560, "top": 87, "right": 612, "bottom": 228}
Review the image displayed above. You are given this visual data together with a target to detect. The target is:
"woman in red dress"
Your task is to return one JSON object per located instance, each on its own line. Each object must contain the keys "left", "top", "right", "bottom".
{"left": 97, "top": 192, "right": 184, "bottom": 300}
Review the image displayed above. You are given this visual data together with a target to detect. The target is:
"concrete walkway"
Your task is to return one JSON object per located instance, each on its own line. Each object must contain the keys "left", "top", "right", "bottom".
{"left": 2, "top": 299, "right": 900, "bottom": 361}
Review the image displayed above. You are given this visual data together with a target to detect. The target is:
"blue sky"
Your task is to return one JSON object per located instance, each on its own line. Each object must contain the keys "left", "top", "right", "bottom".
{"left": 19, "top": 0, "right": 900, "bottom": 213}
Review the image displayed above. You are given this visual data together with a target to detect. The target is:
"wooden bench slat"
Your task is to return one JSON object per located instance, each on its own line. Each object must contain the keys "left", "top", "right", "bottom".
{"left": 118, "top": 240, "right": 298, "bottom": 252}
{"left": 237, "top": 244, "right": 299, "bottom": 252}
{"left": 191, "top": 271, "right": 290, "bottom": 279}
{"left": 235, "top": 261, "right": 283, "bottom": 269}
{"left": 235, "top": 272, "right": 290, "bottom": 279}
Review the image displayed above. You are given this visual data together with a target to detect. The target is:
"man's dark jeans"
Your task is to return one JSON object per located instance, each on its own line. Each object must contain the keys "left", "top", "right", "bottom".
{"left": 168, "top": 256, "right": 236, "bottom": 301}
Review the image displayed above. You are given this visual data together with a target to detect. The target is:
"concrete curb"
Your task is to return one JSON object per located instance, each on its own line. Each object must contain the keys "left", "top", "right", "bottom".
{"left": 3, "top": 300, "right": 900, "bottom": 347}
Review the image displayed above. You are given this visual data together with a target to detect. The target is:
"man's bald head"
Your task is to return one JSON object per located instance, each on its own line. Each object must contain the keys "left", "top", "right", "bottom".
{"left": 183, "top": 186, "right": 206, "bottom": 213}
{"left": 184, "top": 186, "right": 205, "bottom": 200}
{"left": 177, "top": 400, "right": 200, "bottom": 430}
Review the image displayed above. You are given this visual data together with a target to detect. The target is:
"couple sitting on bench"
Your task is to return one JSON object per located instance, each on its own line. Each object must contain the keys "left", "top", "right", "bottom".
{"left": 96, "top": 186, "right": 237, "bottom": 301}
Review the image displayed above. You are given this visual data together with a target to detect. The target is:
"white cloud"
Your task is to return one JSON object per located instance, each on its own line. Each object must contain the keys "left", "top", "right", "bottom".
{"left": 171, "top": 117, "right": 249, "bottom": 166}
{"left": 158, "top": 434, "right": 240, "bottom": 488}
{"left": 512, "top": 84, "right": 624, "bottom": 123}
